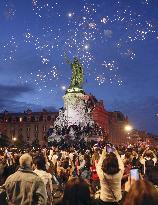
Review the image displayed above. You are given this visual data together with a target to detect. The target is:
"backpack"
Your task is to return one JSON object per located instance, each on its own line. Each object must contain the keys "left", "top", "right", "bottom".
{"left": 80, "top": 166, "right": 91, "bottom": 179}
{"left": 0, "top": 187, "right": 8, "bottom": 205}
{"left": 46, "top": 181, "right": 53, "bottom": 205}
{"left": 90, "top": 165, "right": 99, "bottom": 181}
{"left": 145, "top": 159, "right": 154, "bottom": 179}
{"left": 59, "top": 168, "right": 70, "bottom": 183}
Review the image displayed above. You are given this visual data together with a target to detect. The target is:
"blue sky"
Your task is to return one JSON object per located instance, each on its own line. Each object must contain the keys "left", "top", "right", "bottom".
{"left": 0, "top": 0, "right": 158, "bottom": 134}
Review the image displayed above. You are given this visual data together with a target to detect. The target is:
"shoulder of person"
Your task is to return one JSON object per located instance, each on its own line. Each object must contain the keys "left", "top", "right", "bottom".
{"left": 54, "top": 199, "right": 64, "bottom": 205}
{"left": 91, "top": 199, "right": 102, "bottom": 205}
{"left": 5, "top": 172, "right": 15, "bottom": 184}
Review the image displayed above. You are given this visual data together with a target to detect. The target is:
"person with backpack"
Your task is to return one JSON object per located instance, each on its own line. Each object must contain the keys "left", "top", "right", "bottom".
{"left": 149, "top": 162, "right": 158, "bottom": 187}
{"left": 140, "top": 148, "right": 157, "bottom": 180}
{"left": 57, "top": 157, "right": 71, "bottom": 184}
{"left": 33, "top": 155, "right": 53, "bottom": 205}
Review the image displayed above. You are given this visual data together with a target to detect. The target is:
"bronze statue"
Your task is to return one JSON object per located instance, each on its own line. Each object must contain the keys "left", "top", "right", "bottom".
{"left": 64, "top": 53, "right": 84, "bottom": 89}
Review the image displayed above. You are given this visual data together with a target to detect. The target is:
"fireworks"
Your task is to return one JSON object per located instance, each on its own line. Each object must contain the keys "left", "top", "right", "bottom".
{"left": 0, "top": 36, "right": 18, "bottom": 62}
{"left": 0, "top": 0, "right": 158, "bottom": 105}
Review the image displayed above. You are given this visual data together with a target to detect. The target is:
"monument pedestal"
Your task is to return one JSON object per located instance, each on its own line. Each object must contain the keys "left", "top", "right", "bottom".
{"left": 50, "top": 56, "right": 106, "bottom": 140}
{"left": 63, "top": 89, "right": 93, "bottom": 127}
{"left": 54, "top": 88, "right": 93, "bottom": 128}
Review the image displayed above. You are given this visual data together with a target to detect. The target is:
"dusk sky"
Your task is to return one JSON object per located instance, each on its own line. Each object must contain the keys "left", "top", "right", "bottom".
{"left": 0, "top": 0, "right": 158, "bottom": 134}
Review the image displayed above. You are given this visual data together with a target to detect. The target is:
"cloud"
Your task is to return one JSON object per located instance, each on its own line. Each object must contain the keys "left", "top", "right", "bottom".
{"left": 0, "top": 84, "right": 33, "bottom": 111}
{"left": 0, "top": 84, "right": 33, "bottom": 99}
{"left": 0, "top": 84, "right": 57, "bottom": 112}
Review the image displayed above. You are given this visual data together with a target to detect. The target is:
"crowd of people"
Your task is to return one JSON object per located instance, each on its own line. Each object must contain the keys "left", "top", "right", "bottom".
{"left": 0, "top": 137, "right": 158, "bottom": 205}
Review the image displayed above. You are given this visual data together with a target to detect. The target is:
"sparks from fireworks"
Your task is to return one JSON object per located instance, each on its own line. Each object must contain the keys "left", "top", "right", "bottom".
{"left": 1, "top": 0, "right": 158, "bottom": 101}
{"left": 0, "top": 36, "right": 18, "bottom": 62}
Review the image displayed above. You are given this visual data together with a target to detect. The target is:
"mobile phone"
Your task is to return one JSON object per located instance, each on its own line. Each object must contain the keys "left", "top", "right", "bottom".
{"left": 106, "top": 145, "right": 115, "bottom": 153}
{"left": 130, "top": 169, "right": 139, "bottom": 181}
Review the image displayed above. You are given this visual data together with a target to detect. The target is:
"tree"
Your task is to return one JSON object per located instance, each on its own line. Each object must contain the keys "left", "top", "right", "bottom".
{"left": 0, "top": 133, "right": 10, "bottom": 147}
{"left": 32, "top": 138, "right": 39, "bottom": 147}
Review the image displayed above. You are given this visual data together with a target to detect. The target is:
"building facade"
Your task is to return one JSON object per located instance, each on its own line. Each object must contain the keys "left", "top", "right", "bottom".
{"left": 108, "top": 111, "right": 129, "bottom": 145}
{"left": 0, "top": 109, "right": 58, "bottom": 146}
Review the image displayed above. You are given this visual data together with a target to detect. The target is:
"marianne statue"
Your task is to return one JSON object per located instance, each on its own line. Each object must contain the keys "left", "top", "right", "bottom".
{"left": 64, "top": 53, "right": 84, "bottom": 89}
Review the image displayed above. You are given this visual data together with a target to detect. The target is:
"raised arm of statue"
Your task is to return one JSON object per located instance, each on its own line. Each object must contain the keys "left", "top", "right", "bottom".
{"left": 64, "top": 52, "right": 71, "bottom": 65}
{"left": 64, "top": 54, "right": 84, "bottom": 89}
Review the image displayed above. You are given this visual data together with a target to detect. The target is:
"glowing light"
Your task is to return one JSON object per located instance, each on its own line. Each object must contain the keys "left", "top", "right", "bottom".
{"left": 68, "top": 12, "right": 74, "bottom": 17}
{"left": 12, "top": 137, "right": 17, "bottom": 142}
{"left": 61, "top": 85, "right": 66, "bottom": 90}
{"left": 84, "top": 44, "right": 89, "bottom": 50}
{"left": 124, "top": 125, "right": 133, "bottom": 132}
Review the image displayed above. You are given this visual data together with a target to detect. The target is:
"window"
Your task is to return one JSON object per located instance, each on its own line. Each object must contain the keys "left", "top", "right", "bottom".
{"left": 47, "top": 116, "right": 51, "bottom": 121}
{"left": 39, "top": 115, "right": 43, "bottom": 121}
{"left": 35, "top": 116, "right": 39, "bottom": 122}
{"left": 43, "top": 125, "right": 46, "bottom": 132}
{"left": 18, "top": 128, "right": 22, "bottom": 133}
{"left": 31, "top": 116, "right": 35, "bottom": 122}
{"left": 23, "top": 116, "right": 27, "bottom": 122}
{"left": 35, "top": 132, "right": 38, "bottom": 139}
{"left": 35, "top": 125, "right": 38, "bottom": 131}
{"left": 27, "top": 131, "right": 30, "bottom": 141}
{"left": 27, "top": 127, "right": 31, "bottom": 132}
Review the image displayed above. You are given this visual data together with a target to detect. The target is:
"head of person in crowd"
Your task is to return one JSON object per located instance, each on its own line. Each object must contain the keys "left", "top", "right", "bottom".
{"left": 93, "top": 151, "right": 100, "bottom": 161}
{"left": 102, "top": 152, "right": 120, "bottom": 175}
{"left": 62, "top": 157, "right": 70, "bottom": 169}
{"left": 33, "top": 155, "right": 46, "bottom": 171}
{"left": 124, "top": 152, "right": 132, "bottom": 160}
{"left": 84, "top": 154, "right": 91, "bottom": 169}
{"left": 61, "top": 177, "right": 91, "bottom": 205}
{"left": 132, "top": 151, "right": 138, "bottom": 158}
{"left": 123, "top": 180, "right": 158, "bottom": 205}
{"left": 19, "top": 153, "right": 33, "bottom": 169}
{"left": 144, "top": 150, "right": 154, "bottom": 159}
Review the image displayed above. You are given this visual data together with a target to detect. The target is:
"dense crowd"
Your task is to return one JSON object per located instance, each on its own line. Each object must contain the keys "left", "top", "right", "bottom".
{"left": 0, "top": 137, "right": 158, "bottom": 205}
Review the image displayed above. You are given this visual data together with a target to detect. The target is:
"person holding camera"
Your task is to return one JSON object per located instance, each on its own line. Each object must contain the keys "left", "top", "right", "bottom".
{"left": 96, "top": 146, "right": 124, "bottom": 205}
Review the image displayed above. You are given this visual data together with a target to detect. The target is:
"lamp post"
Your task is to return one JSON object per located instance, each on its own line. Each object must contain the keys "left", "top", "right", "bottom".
{"left": 124, "top": 125, "right": 133, "bottom": 132}
{"left": 124, "top": 124, "right": 133, "bottom": 144}
{"left": 12, "top": 137, "right": 17, "bottom": 146}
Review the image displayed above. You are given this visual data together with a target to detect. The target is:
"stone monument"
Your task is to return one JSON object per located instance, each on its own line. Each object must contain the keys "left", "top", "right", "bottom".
{"left": 50, "top": 55, "right": 105, "bottom": 140}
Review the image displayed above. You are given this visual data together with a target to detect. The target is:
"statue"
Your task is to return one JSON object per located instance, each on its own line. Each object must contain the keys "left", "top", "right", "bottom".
{"left": 64, "top": 53, "right": 84, "bottom": 89}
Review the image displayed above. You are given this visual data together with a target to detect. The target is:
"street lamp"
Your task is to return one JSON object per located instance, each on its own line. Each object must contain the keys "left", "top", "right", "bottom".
{"left": 124, "top": 125, "right": 133, "bottom": 132}
{"left": 12, "top": 137, "right": 17, "bottom": 146}
{"left": 124, "top": 124, "right": 133, "bottom": 144}
{"left": 13, "top": 137, "right": 17, "bottom": 142}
